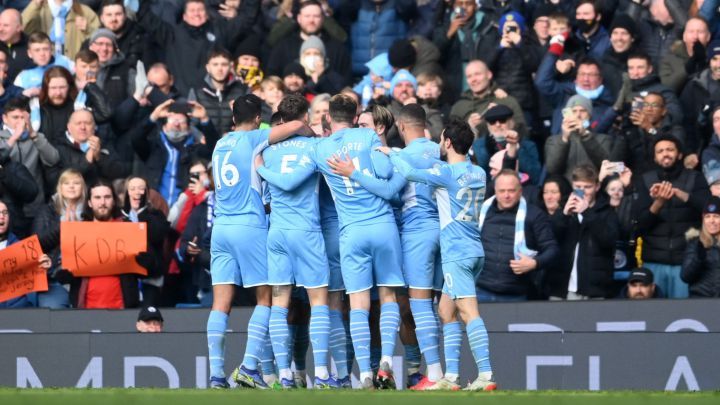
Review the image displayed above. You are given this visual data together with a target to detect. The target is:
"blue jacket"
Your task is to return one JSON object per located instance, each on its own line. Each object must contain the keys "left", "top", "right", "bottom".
{"left": 534, "top": 52, "right": 615, "bottom": 134}
{"left": 0, "top": 233, "right": 36, "bottom": 308}
{"left": 350, "top": 0, "right": 416, "bottom": 77}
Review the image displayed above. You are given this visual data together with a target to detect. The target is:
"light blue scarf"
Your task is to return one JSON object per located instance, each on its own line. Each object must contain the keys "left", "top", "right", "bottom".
{"left": 48, "top": 0, "right": 72, "bottom": 56}
{"left": 478, "top": 196, "right": 538, "bottom": 260}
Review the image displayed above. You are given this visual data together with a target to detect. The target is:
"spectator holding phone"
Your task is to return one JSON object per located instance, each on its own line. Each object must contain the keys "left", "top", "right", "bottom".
{"left": 545, "top": 95, "right": 625, "bottom": 182}
{"left": 130, "top": 99, "right": 218, "bottom": 207}
{"left": 546, "top": 164, "right": 619, "bottom": 300}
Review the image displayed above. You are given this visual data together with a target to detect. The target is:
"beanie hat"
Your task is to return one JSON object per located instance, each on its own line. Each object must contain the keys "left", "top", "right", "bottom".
{"left": 499, "top": 11, "right": 526, "bottom": 35}
{"left": 610, "top": 14, "right": 637, "bottom": 38}
{"left": 234, "top": 35, "right": 262, "bottom": 61}
{"left": 566, "top": 94, "right": 593, "bottom": 116}
{"left": 300, "top": 35, "right": 326, "bottom": 57}
{"left": 90, "top": 28, "right": 118, "bottom": 49}
{"left": 389, "top": 69, "right": 417, "bottom": 94}
{"left": 283, "top": 62, "right": 308, "bottom": 82}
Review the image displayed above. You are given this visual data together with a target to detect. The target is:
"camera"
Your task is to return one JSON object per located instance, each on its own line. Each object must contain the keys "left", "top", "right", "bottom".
{"left": 507, "top": 26, "right": 518, "bottom": 33}
{"left": 189, "top": 172, "right": 201, "bottom": 181}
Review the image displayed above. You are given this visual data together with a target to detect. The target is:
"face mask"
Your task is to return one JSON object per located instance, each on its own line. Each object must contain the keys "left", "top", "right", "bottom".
{"left": 578, "top": 19, "right": 597, "bottom": 34}
{"left": 301, "top": 55, "right": 321, "bottom": 73}
{"left": 582, "top": 119, "right": 590, "bottom": 129}
{"left": 575, "top": 84, "right": 604, "bottom": 100}
{"left": 165, "top": 130, "right": 190, "bottom": 143}
{"left": 79, "top": 141, "right": 90, "bottom": 152}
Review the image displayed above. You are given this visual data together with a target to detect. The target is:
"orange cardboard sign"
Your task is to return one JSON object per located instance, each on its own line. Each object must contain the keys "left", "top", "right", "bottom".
{"left": 61, "top": 222, "right": 148, "bottom": 277}
{"left": 0, "top": 235, "right": 48, "bottom": 302}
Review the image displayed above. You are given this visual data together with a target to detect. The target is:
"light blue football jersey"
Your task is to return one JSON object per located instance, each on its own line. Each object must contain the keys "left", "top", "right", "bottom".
{"left": 257, "top": 136, "right": 320, "bottom": 231}
{"left": 390, "top": 154, "right": 486, "bottom": 262}
{"left": 212, "top": 128, "right": 270, "bottom": 226}
{"left": 312, "top": 128, "right": 395, "bottom": 229}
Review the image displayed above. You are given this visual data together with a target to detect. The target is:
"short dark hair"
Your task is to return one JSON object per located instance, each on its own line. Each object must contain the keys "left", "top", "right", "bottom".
{"left": 297, "top": 0, "right": 323, "bottom": 14}
{"left": 328, "top": 94, "right": 357, "bottom": 125}
{"left": 571, "top": 164, "right": 598, "bottom": 184}
{"left": 3, "top": 97, "right": 29, "bottom": 114}
{"left": 206, "top": 47, "right": 233, "bottom": 64}
{"left": 184, "top": 0, "right": 205, "bottom": 13}
{"left": 75, "top": 49, "right": 99, "bottom": 64}
{"left": 577, "top": 56, "right": 601, "bottom": 71}
{"left": 442, "top": 118, "right": 474, "bottom": 155}
{"left": 100, "top": 0, "right": 125, "bottom": 13}
{"left": 232, "top": 94, "right": 263, "bottom": 125}
{"left": 270, "top": 111, "right": 283, "bottom": 126}
{"left": 397, "top": 103, "right": 426, "bottom": 128}
{"left": 278, "top": 94, "right": 310, "bottom": 122}
{"left": 627, "top": 51, "right": 652, "bottom": 66}
{"left": 576, "top": 0, "right": 599, "bottom": 14}
{"left": 28, "top": 31, "right": 51, "bottom": 46}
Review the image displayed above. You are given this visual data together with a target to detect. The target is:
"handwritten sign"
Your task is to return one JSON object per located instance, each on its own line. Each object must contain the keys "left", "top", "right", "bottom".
{"left": 61, "top": 222, "right": 148, "bottom": 277}
{"left": 0, "top": 235, "right": 48, "bottom": 302}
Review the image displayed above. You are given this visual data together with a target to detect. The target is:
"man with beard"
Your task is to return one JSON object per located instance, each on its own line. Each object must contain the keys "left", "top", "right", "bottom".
{"left": 96, "top": 0, "right": 146, "bottom": 68}
{"left": 195, "top": 48, "right": 247, "bottom": 135}
{"left": 266, "top": 1, "right": 351, "bottom": 86}
{"left": 620, "top": 267, "right": 663, "bottom": 299}
{"left": 385, "top": 70, "right": 443, "bottom": 145}
{"left": 130, "top": 99, "right": 218, "bottom": 206}
{"left": 569, "top": 0, "right": 610, "bottom": 60}
{"left": 67, "top": 181, "right": 139, "bottom": 308}
{"left": 635, "top": 135, "right": 710, "bottom": 298}
{"left": 137, "top": 0, "right": 260, "bottom": 94}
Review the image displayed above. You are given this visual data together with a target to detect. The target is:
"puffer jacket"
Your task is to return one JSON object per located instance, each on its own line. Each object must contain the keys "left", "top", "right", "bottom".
{"left": 488, "top": 36, "right": 543, "bottom": 111}
{"left": 196, "top": 75, "right": 248, "bottom": 136}
{"left": 682, "top": 228, "right": 720, "bottom": 297}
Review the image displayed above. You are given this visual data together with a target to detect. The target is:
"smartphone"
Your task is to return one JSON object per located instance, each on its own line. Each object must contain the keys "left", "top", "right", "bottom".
{"left": 507, "top": 26, "right": 518, "bottom": 33}
{"left": 188, "top": 241, "right": 198, "bottom": 248}
{"left": 455, "top": 7, "right": 465, "bottom": 17}
{"left": 170, "top": 102, "right": 192, "bottom": 115}
{"left": 189, "top": 172, "right": 201, "bottom": 181}
{"left": 573, "top": 188, "right": 585, "bottom": 199}
{"left": 86, "top": 70, "right": 96, "bottom": 80}
{"left": 612, "top": 161, "right": 626, "bottom": 173}
{"left": 631, "top": 99, "right": 644, "bottom": 112}
{"left": 562, "top": 107, "right": 573, "bottom": 119}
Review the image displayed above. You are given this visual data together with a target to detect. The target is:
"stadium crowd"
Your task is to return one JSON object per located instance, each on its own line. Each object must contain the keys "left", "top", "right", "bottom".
{"left": 0, "top": 0, "right": 719, "bottom": 309}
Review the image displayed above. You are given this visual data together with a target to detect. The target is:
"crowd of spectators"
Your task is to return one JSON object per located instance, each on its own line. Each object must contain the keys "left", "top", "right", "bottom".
{"left": 1, "top": 0, "right": 720, "bottom": 309}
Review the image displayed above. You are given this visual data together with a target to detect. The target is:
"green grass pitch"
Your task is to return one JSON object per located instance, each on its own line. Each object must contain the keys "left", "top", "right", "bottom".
{"left": 0, "top": 389, "right": 718, "bottom": 405}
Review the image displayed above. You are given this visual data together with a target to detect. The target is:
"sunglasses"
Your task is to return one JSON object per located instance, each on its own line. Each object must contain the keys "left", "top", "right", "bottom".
{"left": 487, "top": 118, "right": 508, "bottom": 125}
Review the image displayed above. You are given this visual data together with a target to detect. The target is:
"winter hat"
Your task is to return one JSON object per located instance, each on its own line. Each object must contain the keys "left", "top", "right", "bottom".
{"left": 609, "top": 14, "right": 637, "bottom": 38}
{"left": 234, "top": 35, "right": 262, "bottom": 61}
{"left": 90, "top": 28, "right": 118, "bottom": 49}
{"left": 483, "top": 104, "right": 514, "bottom": 122}
{"left": 707, "top": 39, "right": 720, "bottom": 61}
{"left": 390, "top": 69, "right": 417, "bottom": 94}
{"left": 365, "top": 53, "right": 394, "bottom": 81}
{"left": 566, "top": 95, "right": 593, "bottom": 116}
{"left": 703, "top": 196, "right": 720, "bottom": 215}
{"left": 532, "top": 3, "right": 556, "bottom": 21}
{"left": 300, "top": 35, "right": 326, "bottom": 57}
{"left": 499, "top": 11, "right": 526, "bottom": 35}
{"left": 283, "top": 62, "right": 308, "bottom": 82}
{"left": 388, "top": 39, "right": 417, "bottom": 69}
{"left": 628, "top": 267, "right": 654, "bottom": 285}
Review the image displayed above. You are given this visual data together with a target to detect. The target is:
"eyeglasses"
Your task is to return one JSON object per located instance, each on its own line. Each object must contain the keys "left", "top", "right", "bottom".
{"left": 577, "top": 72, "right": 600, "bottom": 78}
{"left": 643, "top": 102, "right": 664, "bottom": 109}
{"left": 0, "top": 210, "right": 9, "bottom": 216}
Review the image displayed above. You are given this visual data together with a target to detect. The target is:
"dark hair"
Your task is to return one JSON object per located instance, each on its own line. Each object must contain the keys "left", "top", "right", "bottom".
{"left": 328, "top": 94, "right": 357, "bottom": 125}
{"left": 206, "top": 47, "right": 233, "bottom": 64}
{"left": 270, "top": 111, "right": 283, "bottom": 126}
{"left": 297, "top": 0, "right": 323, "bottom": 15}
{"left": 643, "top": 91, "right": 665, "bottom": 104}
{"left": 442, "top": 118, "right": 474, "bottom": 155}
{"left": 540, "top": 175, "right": 572, "bottom": 211}
{"left": 122, "top": 176, "right": 149, "bottom": 214}
{"left": 75, "top": 49, "right": 99, "bottom": 64}
{"left": 627, "top": 51, "right": 652, "bottom": 66}
{"left": 83, "top": 180, "right": 121, "bottom": 221}
{"left": 577, "top": 56, "right": 601, "bottom": 71}
{"left": 397, "top": 103, "right": 426, "bottom": 128}
{"left": 278, "top": 93, "right": 310, "bottom": 122}
{"left": 576, "top": 0, "right": 599, "bottom": 14}
{"left": 100, "top": 0, "right": 125, "bottom": 13}
{"left": 39, "top": 66, "right": 78, "bottom": 106}
{"left": 3, "top": 97, "right": 29, "bottom": 114}
{"left": 184, "top": 0, "right": 206, "bottom": 13}
{"left": 232, "top": 94, "right": 263, "bottom": 125}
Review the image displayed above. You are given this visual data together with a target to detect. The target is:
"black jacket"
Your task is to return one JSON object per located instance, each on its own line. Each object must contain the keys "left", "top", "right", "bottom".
{"left": 196, "top": 76, "right": 247, "bottom": 136}
{"left": 682, "top": 229, "right": 720, "bottom": 297}
{"left": 122, "top": 206, "right": 170, "bottom": 279}
{"left": 179, "top": 198, "right": 213, "bottom": 291}
{"left": 680, "top": 69, "right": 720, "bottom": 154}
{"left": 635, "top": 163, "right": 710, "bottom": 265}
{"left": 97, "top": 52, "right": 135, "bottom": 109}
{"left": 476, "top": 200, "right": 559, "bottom": 296}
{"left": 137, "top": 0, "right": 260, "bottom": 95}
{"left": 0, "top": 33, "right": 33, "bottom": 84}
{"left": 55, "top": 136, "right": 131, "bottom": 184}
{"left": 0, "top": 154, "right": 39, "bottom": 238}
{"left": 130, "top": 118, "right": 218, "bottom": 193}
{"left": 546, "top": 193, "right": 620, "bottom": 298}
{"left": 487, "top": 37, "right": 543, "bottom": 111}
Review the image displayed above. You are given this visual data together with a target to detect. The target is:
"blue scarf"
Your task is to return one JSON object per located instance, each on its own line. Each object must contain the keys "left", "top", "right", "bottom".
{"left": 49, "top": 0, "right": 72, "bottom": 56}
{"left": 478, "top": 196, "right": 538, "bottom": 260}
